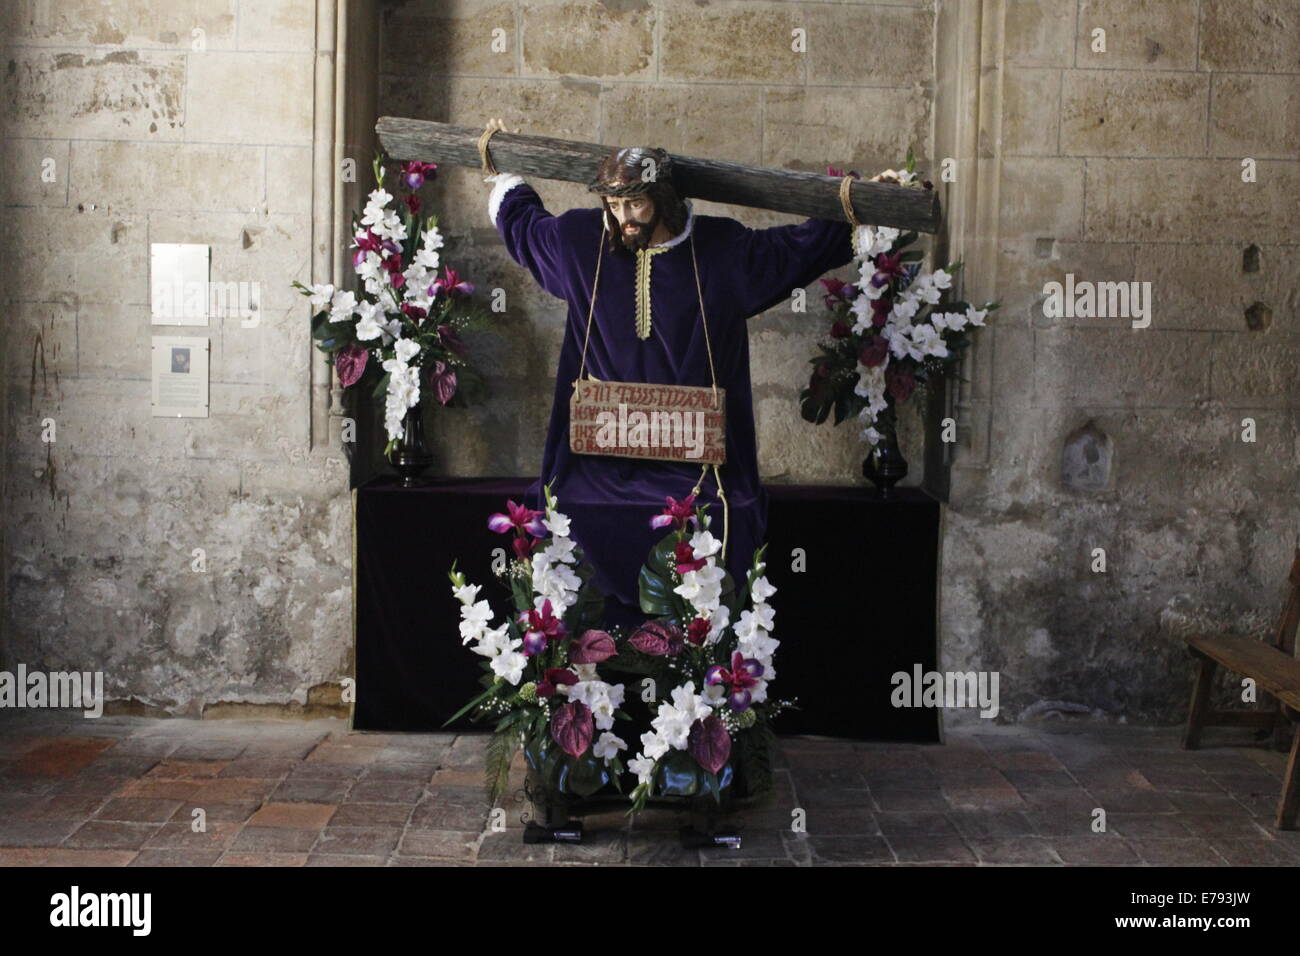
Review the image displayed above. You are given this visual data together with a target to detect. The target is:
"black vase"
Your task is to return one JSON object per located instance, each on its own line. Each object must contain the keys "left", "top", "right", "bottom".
{"left": 862, "top": 397, "right": 908, "bottom": 498}
{"left": 388, "top": 405, "right": 433, "bottom": 487}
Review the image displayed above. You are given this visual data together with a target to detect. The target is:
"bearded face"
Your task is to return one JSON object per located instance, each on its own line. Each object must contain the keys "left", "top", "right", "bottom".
{"left": 604, "top": 194, "right": 663, "bottom": 252}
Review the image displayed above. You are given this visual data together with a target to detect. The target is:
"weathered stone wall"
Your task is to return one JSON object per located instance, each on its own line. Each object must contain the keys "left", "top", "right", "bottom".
{"left": 377, "top": 0, "right": 937, "bottom": 483}
{"left": 1, "top": 0, "right": 353, "bottom": 714}
{"left": 941, "top": 0, "right": 1299, "bottom": 725}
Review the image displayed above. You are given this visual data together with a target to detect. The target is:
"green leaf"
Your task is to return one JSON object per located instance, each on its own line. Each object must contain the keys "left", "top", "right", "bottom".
{"left": 638, "top": 534, "right": 685, "bottom": 617}
{"left": 485, "top": 726, "right": 518, "bottom": 806}
{"left": 510, "top": 570, "right": 532, "bottom": 614}
{"left": 442, "top": 681, "right": 501, "bottom": 728}
{"left": 371, "top": 371, "right": 391, "bottom": 400}
{"left": 638, "top": 564, "right": 678, "bottom": 616}
{"left": 310, "top": 311, "right": 331, "bottom": 339}
{"left": 832, "top": 389, "right": 850, "bottom": 426}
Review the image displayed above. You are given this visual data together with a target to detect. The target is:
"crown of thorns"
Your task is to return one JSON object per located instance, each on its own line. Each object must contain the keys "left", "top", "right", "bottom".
{"left": 587, "top": 150, "right": 677, "bottom": 196}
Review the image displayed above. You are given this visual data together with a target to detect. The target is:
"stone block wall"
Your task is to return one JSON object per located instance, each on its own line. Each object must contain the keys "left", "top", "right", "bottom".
{"left": 940, "top": 0, "right": 1299, "bottom": 724}
{"left": 0, "top": 0, "right": 353, "bottom": 715}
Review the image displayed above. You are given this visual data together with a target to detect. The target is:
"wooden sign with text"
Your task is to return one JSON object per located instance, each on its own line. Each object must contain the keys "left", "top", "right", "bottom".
{"left": 569, "top": 380, "right": 726, "bottom": 465}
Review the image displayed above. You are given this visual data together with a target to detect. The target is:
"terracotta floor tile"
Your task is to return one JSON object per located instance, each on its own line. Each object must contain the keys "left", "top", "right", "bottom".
{"left": 0, "top": 847, "right": 51, "bottom": 866}
{"left": 246, "top": 802, "right": 337, "bottom": 829}
{"left": 94, "top": 797, "right": 184, "bottom": 823}
{"left": 145, "top": 759, "right": 230, "bottom": 779}
{"left": 13, "top": 738, "right": 114, "bottom": 777}
{"left": 64, "top": 821, "right": 162, "bottom": 850}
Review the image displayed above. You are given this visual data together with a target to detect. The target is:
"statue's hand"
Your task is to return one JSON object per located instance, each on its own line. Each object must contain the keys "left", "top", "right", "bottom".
{"left": 869, "top": 169, "right": 901, "bottom": 184}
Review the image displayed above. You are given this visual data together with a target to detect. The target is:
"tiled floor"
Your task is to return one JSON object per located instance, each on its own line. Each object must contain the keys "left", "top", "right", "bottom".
{"left": 0, "top": 713, "right": 1296, "bottom": 866}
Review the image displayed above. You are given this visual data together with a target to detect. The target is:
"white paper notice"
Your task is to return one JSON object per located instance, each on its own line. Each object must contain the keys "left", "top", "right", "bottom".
{"left": 151, "top": 336, "right": 210, "bottom": 418}
{"left": 151, "top": 242, "right": 211, "bottom": 326}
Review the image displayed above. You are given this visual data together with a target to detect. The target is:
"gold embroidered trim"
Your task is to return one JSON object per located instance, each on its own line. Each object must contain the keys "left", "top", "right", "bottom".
{"left": 634, "top": 245, "right": 670, "bottom": 340}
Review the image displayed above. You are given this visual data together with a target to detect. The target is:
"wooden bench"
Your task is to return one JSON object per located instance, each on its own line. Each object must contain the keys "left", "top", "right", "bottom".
{"left": 1182, "top": 547, "right": 1300, "bottom": 829}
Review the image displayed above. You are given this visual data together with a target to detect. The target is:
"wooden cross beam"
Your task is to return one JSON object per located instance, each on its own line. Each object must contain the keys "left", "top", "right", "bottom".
{"left": 376, "top": 118, "right": 942, "bottom": 235}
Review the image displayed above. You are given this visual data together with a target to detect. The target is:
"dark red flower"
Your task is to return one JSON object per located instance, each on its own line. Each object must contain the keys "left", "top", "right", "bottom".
{"left": 687, "top": 716, "right": 731, "bottom": 774}
{"left": 674, "top": 541, "right": 707, "bottom": 575}
{"left": 871, "top": 296, "right": 892, "bottom": 328}
{"left": 569, "top": 630, "right": 616, "bottom": 665}
{"left": 873, "top": 253, "right": 904, "bottom": 284}
{"left": 627, "top": 620, "right": 685, "bottom": 657}
{"left": 427, "top": 360, "right": 457, "bottom": 405}
{"left": 859, "top": 337, "right": 889, "bottom": 368}
{"left": 685, "top": 617, "right": 711, "bottom": 646}
{"left": 335, "top": 343, "right": 369, "bottom": 388}
{"left": 512, "top": 536, "right": 536, "bottom": 562}
{"left": 830, "top": 321, "right": 851, "bottom": 339}
{"left": 404, "top": 193, "right": 422, "bottom": 216}
{"left": 551, "top": 700, "right": 593, "bottom": 758}
{"left": 536, "top": 667, "right": 578, "bottom": 699}
{"left": 886, "top": 366, "right": 916, "bottom": 402}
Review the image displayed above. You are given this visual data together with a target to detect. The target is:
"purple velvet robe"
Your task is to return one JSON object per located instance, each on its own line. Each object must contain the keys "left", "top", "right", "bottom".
{"left": 492, "top": 179, "right": 854, "bottom": 620}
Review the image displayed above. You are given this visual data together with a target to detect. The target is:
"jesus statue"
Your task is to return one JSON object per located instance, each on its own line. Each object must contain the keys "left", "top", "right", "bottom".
{"left": 486, "top": 142, "right": 893, "bottom": 629}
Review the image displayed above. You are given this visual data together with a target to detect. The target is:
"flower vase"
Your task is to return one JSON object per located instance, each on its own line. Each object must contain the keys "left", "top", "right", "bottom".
{"left": 862, "top": 396, "right": 908, "bottom": 498}
{"left": 388, "top": 405, "right": 433, "bottom": 487}
{"left": 524, "top": 767, "right": 572, "bottom": 830}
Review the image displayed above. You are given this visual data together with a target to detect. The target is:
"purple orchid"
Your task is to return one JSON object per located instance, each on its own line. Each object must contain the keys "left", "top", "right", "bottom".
{"left": 650, "top": 493, "right": 696, "bottom": 531}
{"left": 517, "top": 598, "right": 566, "bottom": 656}
{"left": 352, "top": 230, "right": 384, "bottom": 268}
{"left": 705, "top": 652, "right": 765, "bottom": 712}
{"left": 819, "top": 277, "right": 857, "bottom": 310}
{"left": 430, "top": 267, "right": 474, "bottom": 298}
{"left": 487, "top": 499, "right": 547, "bottom": 538}
{"left": 400, "top": 161, "right": 439, "bottom": 192}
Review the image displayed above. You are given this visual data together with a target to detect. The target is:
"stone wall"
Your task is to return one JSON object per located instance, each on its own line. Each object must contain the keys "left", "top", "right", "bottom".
{"left": 377, "top": 0, "right": 938, "bottom": 484}
{"left": 940, "top": 0, "right": 1299, "bottom": 725}
{"left": 0, "top": 0, "right": 354, "bottom": 715}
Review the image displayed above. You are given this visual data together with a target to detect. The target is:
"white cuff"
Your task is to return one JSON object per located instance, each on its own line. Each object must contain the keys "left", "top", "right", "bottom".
{"left": 485, "top": 172, "right": 526, "bottom": 225}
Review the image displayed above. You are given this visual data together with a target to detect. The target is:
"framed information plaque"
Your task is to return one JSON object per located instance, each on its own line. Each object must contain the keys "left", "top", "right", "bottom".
{"left": 151, "top": 335, "right": 210, "bottom": 418}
